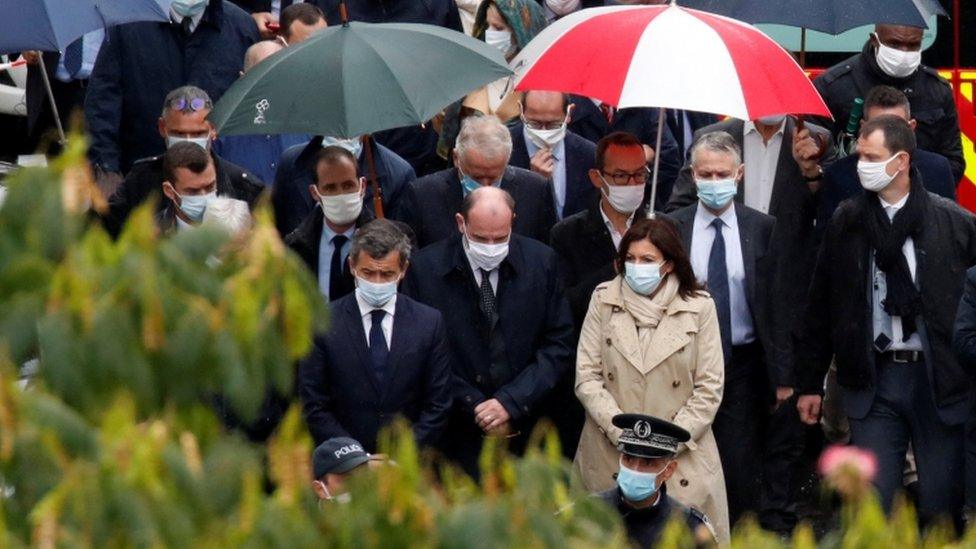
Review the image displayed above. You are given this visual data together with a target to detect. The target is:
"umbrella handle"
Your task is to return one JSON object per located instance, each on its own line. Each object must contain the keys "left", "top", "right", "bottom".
{"left": 363, "top": 135, "right": 385, "bottom": 219}
{"left": 339, "top": 0, "right": 350, "bottom": 27}
{"left": 647, "top": 107, "right": 666, "bottom": 219}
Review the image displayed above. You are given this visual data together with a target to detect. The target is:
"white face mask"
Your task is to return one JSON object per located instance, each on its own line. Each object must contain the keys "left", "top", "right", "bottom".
{"left": 462, "top": 224, "right": 510, "bottom": 272}
{"left": 485, "top": 28, "right": 514, "bottom": 55}
{"left": 873, "top": 34, "right": 921, "bottom": 79}
{"left": 599, "top": 176, "right": 645, "bottom": 214}
{"left": 756, "top": 114, "right": 786, "bottom": 127}
{"left": 315, "top": 187, "right": 363, "bottom": 226}
{"left": 166, "top": 135, "right": 211, "bottom": 151}
{"left": 857, "top": 153, "right": 903, "bottom": 192}
{"left": 523, "top": 121, "right": 567, "bottom": 150}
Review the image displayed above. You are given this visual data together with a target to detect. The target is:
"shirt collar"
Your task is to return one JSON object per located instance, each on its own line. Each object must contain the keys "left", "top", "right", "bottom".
{"left": 170, "top": 6, "right": 207, "bottom": 31}
{"left": 599, "top": 201, "right": 636, "bottom": 232}
{"left": 879, "top": 192, "right": 910, "bottom": 211}
{"left": 355, "top": 290, "right": 397, "bottom": 318}
{"left": 694, "top": 202, "right": 737, "bottom": 228}
{"left": 744, "top": 119, "right": 786, "bottom": 137}
{"left": 522, "top": 126, "right": 566, "bottom": 161}
{"left": 321, "top": 220, "right": 357, "bottom": 242}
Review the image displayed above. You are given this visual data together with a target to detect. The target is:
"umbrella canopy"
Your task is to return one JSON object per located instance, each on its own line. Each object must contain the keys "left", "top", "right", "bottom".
{"left": 0, "top": 0, "right": 169, "bottom": 54}
{"left": 677, "top": 0, "right": 945, "bottom": 35}
{"left": 209, "top": 22, "right": 513, "bottom": 138}
{"left": 513, "top": 5, "right": 831, "bottom": 121}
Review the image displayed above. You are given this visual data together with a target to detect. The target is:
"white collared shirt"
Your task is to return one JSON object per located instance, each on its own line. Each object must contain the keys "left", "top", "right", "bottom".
{"left": 170, "top": 6, "right": 206, "bottom": 33}
{"left": 690, "top": 204, "right": 755, "bottom": 345}
{"left": 355, "top": 291, "right": 396, "bottom": 349}
{"left": 523, "top": 127, "right": 568, "bottom": 219}
{"left": 872, "top": 193, "right": 922, "bottom": 351}
{"left": 742, "top": 120, "right": 785, "bottom": 214}
{"left": 467, "top": 257, "right": 500, "bottom": 294}
{"left": 599, "top": 201, "right": 635, "bottom": 250}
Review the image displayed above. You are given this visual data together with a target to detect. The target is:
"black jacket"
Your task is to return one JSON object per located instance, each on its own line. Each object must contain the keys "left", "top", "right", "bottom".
{"left": 400, "top": 166, "right": 557, "bottom": 248}
{"left": 567, "top": 96, "right": 682, "bottom": 210}
{"left": 317, "top": 0, "right": 462, "bottom": 30}
{"left": 102, "top": 151, "right": 264, "bottom": 237}
{"left": 953, "top": 266, "right": 976, "bottom": 370}
{"left": 596, "top": 486, "right": 712, "bottom": 549}
{"left": 550, "top": 200, "right": 645, "bottom": 334}
{"left": 508, "top": 122, "right": 597, "bottom": 221}
{"left": 797, "top": 182, "right": 976, "bottom": 423}
{"left": 669, "top": 202, "right": 786, "bottom": 389}
{"left": 85, "top": 0, "right": 258, "bottom": 173}
{"left": 813, "top": 40, "right": 965, "bottom": 183}
{"left": 283, "top": 207, "right": 375, "bottom": 299}
{"left": 298, "top": 293, "right": 454, "bottom": 451}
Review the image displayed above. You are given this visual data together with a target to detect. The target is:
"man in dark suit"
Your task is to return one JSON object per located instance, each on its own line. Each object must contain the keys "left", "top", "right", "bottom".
{"left": 402, "top": 187, "right": 574, "bottom": 476}
{"left": 567, "top": 95, "right": 682, "bottom": 209}
{"left": 797, "top": 116, "right": 976, "bottom": 524}
{"left": 85, "top": 0, "right": 258, "bottom": 177}
{"left": 400, "top": 116, "right": 556, "bottom": 248}
{"left": 101, "top": 86, "right": 264, "bottom": 237}
{"left": 667, "top": 131, "right": 794, "bottom": 531}
{"left": 818, "top": 85, "right": 957, "bottom": 240}
{"left": 665, "top": 109, "right": 719, "bottom": 159}
{"left": 285, "top": 146, "right": 374, "bottom": 301}
{"left": 953, "top": 266, "right": 976, "bottom": 514}
{"left": 272, "top": 135, "right": 415, "bottom": 237}
{"left": 509, "top": 90, "right": 597, "bottom": 221}
{"left": 299, "top": 219, "right": 453, "bottom": 451}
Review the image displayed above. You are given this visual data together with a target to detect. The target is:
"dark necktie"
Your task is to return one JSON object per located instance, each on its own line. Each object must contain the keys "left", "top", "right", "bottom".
{"left": 368, "top": 309, "right": 389, "bottom": 385}
{"left": 707, "top": 218, "right": 732, "bottom": 360}
{"left": 329, "top": 234, "right": 348, "bottom": 301}
{"left": 63, "top": 38, "right": 83, "bottom": 79}
{"left": 479, "top": 269, "right": 496, "bottom": 321}
{"left": 181, "top": 16, "right": 193, "bottom": 36}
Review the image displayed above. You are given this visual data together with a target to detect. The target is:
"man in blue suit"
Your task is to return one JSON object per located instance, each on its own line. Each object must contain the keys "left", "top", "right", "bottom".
{"left": 509, "top": 90, "right": 597, "bottom": 221}
{"left": 817, "top": 85, "right": 957, "bottom": 241}
{"left": 272, "top": 135, "right": 416, "bottom": 237}
{"left": 299, "top": 219, "right": 453, "bottom": 451}
{"left": 402, "top": 186, "right": 574, "bottom": 476}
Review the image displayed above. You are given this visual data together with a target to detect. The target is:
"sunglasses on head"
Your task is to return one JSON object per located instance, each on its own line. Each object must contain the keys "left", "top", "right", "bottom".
{"left": 170, "top": 97, "right": 211, "bottom": 112}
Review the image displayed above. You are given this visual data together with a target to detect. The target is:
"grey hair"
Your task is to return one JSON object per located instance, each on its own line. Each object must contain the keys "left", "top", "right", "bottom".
{"left": 161, "top": 85, "right": 213, "bottom": 117}
{"left": 690, "top": 131, "right": 742, "bottom": 168}
{"left": 202, "top": 197, "right": 252, "bottom": 235}
{"left": 455, "top": 115, "right": 512, "bottom": 163}
{"left": 349, "top": 219, "right": 412, "bottom": 268}
{"left": 243, "top": 40, "right": 284, "bottom": 72}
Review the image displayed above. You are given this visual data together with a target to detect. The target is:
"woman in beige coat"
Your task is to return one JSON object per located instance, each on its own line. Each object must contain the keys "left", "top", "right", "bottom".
{"left": 574, "top": 218, "right": 730, "bottom": 542}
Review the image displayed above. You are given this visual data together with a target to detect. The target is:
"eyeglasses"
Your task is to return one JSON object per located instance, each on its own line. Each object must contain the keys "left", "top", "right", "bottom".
{"left": 601, "top": 167, "right": 651, "bottom": 186}
{"left": 169, "top": 97, "right": 212, "bottom": 113}
{"left": 522, "top": 117, "right": 565, "bottom": 131}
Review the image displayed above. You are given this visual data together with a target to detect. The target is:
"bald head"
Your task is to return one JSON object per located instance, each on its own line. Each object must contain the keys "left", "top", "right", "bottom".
{"left": 244, "top": 40, "right": 284, "bottom": 72}
{"left": 455, "top": 187, "right": 514, "bottom": 244}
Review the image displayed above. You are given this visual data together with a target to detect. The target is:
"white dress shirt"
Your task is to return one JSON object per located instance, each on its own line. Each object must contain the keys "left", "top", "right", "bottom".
{"left": 742, "top": 120, "right": 785, "bottom": 214}
{"left": 523, "top": 127, "right": 568, "bottom": 219}
{"left": 599, "top": 202, "right": 635, "bottom": 250}
{"left": 690, "top": 204, "right": 756, "bottom": 345}
{"left": 170, "top": 6, "right": 206, "bottom": 33}
{"left": 467, "top": 257, "right": 500, "bottom": 294}
{"left": 355, "top": 291, "right": 396, "bottom": 349}
{"left": 872, "top": 193, "right": 922, "bottom": 351}
{"left": 317, "top": 223, "right": 356, "bottom": 299}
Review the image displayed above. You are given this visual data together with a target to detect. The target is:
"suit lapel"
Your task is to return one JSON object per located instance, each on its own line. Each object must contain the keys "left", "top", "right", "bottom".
{"left": 641, "top": 313, "right": 696, "bottom": 374}
{"left": 446, "top": 169, "right": 464, "bottom": 223}
{"left": 736, "top": 204, "right": 759, "bottom": 313}
{"left": 340, "top": 297, "right": 382, "bottom": 397}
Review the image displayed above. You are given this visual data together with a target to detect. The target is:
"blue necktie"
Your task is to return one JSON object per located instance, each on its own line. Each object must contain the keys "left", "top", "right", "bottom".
{"left": 368, "top": 309, "right": 389, "bottom": 385}
{"left": 63, "top": 38, "right": 83, "bottom": 79}
{"left": 707, "top": 218, "right": 732, "bottom": 360}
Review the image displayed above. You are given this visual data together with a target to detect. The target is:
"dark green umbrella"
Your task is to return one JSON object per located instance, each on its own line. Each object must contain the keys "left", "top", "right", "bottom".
{"left": 209, "top": 21, "right": 512, "bottom": 139}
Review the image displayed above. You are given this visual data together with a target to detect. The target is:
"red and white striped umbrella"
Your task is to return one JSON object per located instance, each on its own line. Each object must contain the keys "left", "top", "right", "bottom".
{"left": 512, "top": 4, "right": 831, "bottom": 121}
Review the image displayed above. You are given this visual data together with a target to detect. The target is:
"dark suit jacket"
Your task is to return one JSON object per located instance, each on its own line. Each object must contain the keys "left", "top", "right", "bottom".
{"left": 817, "top": 150, "right": 956, "bottom": 241}
{"left": 508, "top": 123, "right": 597, "bottom": 220}
{"left": 567, "top": 96, "right": 682, "bottom": 210}
{"left": 401, "top": 234, "right": 574, "bottom": 467}
{"left": 400, "top": 167, "right": 557, "bottom": 248}
{"left": 668, "top": 202, "right": 786, "bottom": 390}
{"left": 953, "top": 266, "right": 976, "bottom": 369}
{"left": 797, "top": 184, "right": 976, "bottom": 425}
{"left": 271, "top": 136, "right": 416, "bottom": 237}
{"left": 317, "top": 0, "right": 462, "bottom": 30}
{"left": 283, "top": 207, "right": 375, "bottom": 299}
{"left": 298, "top": 293, "right": 453, "bottom": 451}
{"left": 102, "top": 151, "right": 265, "bottom": 238}
{"left": 549, "top": 201, "right": 640, "bottom": 334}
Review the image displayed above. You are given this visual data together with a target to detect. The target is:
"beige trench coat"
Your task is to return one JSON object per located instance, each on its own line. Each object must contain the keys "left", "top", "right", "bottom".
{"left": 573, "top": 277, "right": 730, "bottom": 542}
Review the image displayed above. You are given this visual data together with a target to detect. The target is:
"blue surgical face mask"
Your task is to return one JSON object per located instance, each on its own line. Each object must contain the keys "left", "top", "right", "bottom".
{"left": 624, "top": 262, "right": 663, "bottom": 296}
{"left": 176, "top": 190, "right": 216, "bottom": 223}
{"left": 171, "top": 0, "right": 209, "bottom": 18}
{"left": 696, "top": 178, "right": 737, "bottom": 210}
{"left": 617, "top": 463, "right": 660, "bottom": 502}
{"left": 355, "top": 276, "right": 398, "bottom": 308}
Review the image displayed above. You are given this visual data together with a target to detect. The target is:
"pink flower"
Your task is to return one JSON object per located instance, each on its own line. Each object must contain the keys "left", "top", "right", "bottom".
{"left": 818, "top": 445, "right": 878, "bottom": 500}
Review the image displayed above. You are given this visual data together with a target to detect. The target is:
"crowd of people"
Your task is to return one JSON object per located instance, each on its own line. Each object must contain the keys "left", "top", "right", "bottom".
{"left": 12, "top": 0, "right": 976, "bottom": 546}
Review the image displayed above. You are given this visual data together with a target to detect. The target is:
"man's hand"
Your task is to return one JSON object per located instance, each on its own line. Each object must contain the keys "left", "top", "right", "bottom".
{"left": 94, "top": 168, "right": 124, "bottom": 198}
{"left": 642, "top": 144, "right": 656, "bottom": 164}
{"left": 530, "top": 148, "right": 555, "bottom": 180}
{"left": 251, "top": 12, "right": 278, "bottom": 40}
{"left": 792, "top": 127, "right": 823, "bottom": 179}
{"left": 20, "top": 51, "right": 40, "bottom": 65}
{"left": 474, "top": 399, "right": 511, "bottom": 433}
{"left": 796, "top": 394, "right": 822, "bottom": 425}
{"left": 774, "top": 386, "right": 795, "bottom": 410}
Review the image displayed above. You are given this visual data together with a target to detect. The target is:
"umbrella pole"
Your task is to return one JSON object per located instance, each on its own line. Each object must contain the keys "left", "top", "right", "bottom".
{"left": 363, "top": 135, "right": 385, "bottom": 219}
{"left": 36, "top": 55, "right": 67, "bottom": 145}
{"left": 647, "top": 107, "right": 666, "bottom": 218}
{"left": 799, "top": 27, "right": 807, "bottom": 69}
